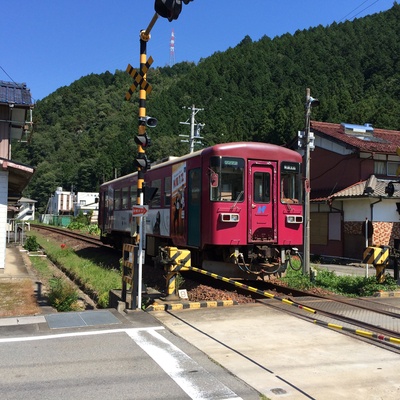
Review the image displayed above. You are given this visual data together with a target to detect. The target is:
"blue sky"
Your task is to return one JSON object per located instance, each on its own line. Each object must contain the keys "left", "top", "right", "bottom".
{"left": 1, "top": 0, "right": 394, "bottom": 101}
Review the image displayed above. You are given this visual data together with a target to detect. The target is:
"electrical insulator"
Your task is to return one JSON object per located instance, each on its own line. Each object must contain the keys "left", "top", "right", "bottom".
{"left": 297, "top": 131, "right": 305, "bottom": 149}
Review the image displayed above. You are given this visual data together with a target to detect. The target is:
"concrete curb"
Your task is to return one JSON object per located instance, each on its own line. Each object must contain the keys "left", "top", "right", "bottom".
{"left": 373, "top": 290, "right": 400, "bottom": 297}
{"left": 146, "top": 300, "right": 238, "bottom": 312}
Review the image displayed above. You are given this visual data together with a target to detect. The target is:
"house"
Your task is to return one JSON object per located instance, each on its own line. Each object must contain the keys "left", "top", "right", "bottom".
{"left": 42, "top": 187, "right": 99, "bottom": 225}
{"left": 307, "top": 121, "right": 400, "bottom": 261}
{"left": 74, "top": 192, "right": 99, "bottom": 224}
{"left": 0, "top": 80, "right": 34, "bottom": 268}
{"left": 47, "top": 187, "right": 74, "bottom": 215}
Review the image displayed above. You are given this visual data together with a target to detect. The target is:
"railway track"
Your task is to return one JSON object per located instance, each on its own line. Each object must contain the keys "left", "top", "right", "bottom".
{"left": 28, "top": 225, "right": 400, "bottom": 351}
{"left": 185, "top": 267, "right": 400, "bottom": 353}
{"left": 247, "top": 283, "right": 400, "bottom": 353}
{"left": 30, "top": 223, "right": 109, "bottom": 248}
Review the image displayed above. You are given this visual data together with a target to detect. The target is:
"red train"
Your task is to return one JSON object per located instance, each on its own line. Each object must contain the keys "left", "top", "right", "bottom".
{"left": 98, "top": 142, "right": 303, "bottom": 278}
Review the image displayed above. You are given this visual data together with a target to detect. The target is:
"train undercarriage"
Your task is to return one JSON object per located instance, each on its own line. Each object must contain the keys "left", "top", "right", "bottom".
{"left": 101, "top": 231, "right": 303, "bottom": 280}
{"left": 157, "top": 243, "right": 303, "bottom": 281}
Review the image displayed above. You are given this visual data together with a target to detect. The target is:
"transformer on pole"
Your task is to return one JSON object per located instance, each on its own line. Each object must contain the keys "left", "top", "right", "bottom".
{"left": 179, "top": 104, "right": 205, "bottom": 153}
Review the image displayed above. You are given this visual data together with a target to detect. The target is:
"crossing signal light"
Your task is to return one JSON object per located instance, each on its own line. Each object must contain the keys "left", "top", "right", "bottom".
{"left": 135, "top": 133, "right": 151, "bottom": 148}
{"left": 134, "top": 154, "right": 151, "bottom": 171}
{"left": 154, "top": 0, "right": 193, "bottom": 21}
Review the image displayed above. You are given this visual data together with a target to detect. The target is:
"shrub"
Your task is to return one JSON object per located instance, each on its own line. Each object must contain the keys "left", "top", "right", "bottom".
{"left": 47, "top": 277, "right": 79, "bottom": 312}
{"left": 24, "top": 235, "right": 40, "bottom": 252}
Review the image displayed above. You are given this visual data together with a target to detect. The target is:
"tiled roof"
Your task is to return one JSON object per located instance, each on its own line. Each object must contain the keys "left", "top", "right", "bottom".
{"left": 328, "top": 175, "right": 400, "bottom": 199}
{"left": 311, "top": 120, "right": 400, "bottom": 154}
{"left": 0, "top": 80, "right": 32, "bottom": 106}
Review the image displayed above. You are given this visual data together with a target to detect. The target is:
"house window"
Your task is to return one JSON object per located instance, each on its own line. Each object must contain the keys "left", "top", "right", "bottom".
{"left": 374, "top": 161, "right": 385, "bottom": 175}
{"left": 374, "top": 161, "right": 399, "bottom": 176}
{"left": 387, "top": 162, "right": 398, "bottom": 176}
{"left": 311, "top": 212, "right": 328, "bottom": 245}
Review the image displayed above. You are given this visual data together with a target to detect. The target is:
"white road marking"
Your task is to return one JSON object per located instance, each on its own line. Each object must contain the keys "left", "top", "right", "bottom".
{"left": 127, "top": 328, "right": 242, "bottom": 400}
{"left": 0, "top": 326, "right": 163, "bottom": 343}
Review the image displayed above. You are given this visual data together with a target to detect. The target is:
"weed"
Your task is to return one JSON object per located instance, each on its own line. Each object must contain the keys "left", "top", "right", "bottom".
{"left": 282, "top": 267, "right": 399, "bottom": 296}
{"left": 176, "top": 273, "right": 185, "bottom": 290}
{"left": 30, "top": 232, "right": 121, "bottom": 308}
{"left": 281, "top": 268, "right": 313, "bottom": 290}
{"left": 47, "top": 277, "right": 79, "bottom": 312}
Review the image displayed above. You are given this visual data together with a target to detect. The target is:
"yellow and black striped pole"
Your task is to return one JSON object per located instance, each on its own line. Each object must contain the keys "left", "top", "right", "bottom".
{"left": 137, "top": 32, "right": 149, "bottom": 224}
{"left": 124, "top": 13, "right": 158, "bottom": 310}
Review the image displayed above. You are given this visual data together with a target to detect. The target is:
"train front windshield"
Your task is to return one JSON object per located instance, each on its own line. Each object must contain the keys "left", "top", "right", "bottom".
{"left": 280, "top": 162, "right": 302, "bottom": 204}
{"left": 210, "top": 157, "right": 244, "bottom": 202}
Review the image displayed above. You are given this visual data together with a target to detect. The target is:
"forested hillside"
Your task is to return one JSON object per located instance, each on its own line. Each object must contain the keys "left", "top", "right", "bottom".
{"left": 13, "top": 3, "right": 400, "bottom": 211}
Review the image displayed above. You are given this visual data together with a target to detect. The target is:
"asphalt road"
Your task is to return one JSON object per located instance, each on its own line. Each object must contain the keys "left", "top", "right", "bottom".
{"left": 0, "top": 311, "right": 260, "bottom": 400}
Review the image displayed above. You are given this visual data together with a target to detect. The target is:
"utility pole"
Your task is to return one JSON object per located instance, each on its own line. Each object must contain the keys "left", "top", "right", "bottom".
{"left": 179, "top": 104, "right": 205, "bottom": 153}
{"left": 303, "top": 88, "right": 319, "bottom": 276}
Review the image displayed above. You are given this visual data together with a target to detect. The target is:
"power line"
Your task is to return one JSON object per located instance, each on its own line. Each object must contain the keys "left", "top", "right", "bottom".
{"left": 338, "top": 0, "right": 380, "bottom": 22}
{"left": 0, "top": 65, "right": 19, "bottom": 85}
{"left": 0, "top": 64, "right": 36, "bottom": 103}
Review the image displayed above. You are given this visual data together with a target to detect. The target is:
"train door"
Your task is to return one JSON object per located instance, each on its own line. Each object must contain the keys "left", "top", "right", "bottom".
{"left": 248, "top": 161, "right": 277, "bottom": 243}
{"left": 187, "top": 168, "right": 201, "bottom": 246}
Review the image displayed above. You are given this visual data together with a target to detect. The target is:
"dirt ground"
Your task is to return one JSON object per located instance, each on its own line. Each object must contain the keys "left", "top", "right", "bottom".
{"left": 0, "top": 279, "right": 40, "bottom": 317}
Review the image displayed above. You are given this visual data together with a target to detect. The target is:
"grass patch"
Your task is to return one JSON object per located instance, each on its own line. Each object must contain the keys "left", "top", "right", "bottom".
{"left": 30, "top": 232, "right": 121, "bottom": 308}
{"left": 281, "top": 267, "right": 399, "bottom": 297}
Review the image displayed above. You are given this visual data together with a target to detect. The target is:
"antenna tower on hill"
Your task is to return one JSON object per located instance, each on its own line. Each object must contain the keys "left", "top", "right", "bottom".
{"left": 169, "top": 29, "right": 176, "bottom": 66}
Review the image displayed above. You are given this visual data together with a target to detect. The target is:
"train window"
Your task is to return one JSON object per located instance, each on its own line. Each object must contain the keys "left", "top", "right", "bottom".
{"left": 254, "top": 172, "right": 270, "bottom": 203}
{"left": 209, "top": 157, "right": 244, "bottom": 202}
{"left": 114, "top": 189, "right": 121, "bottom": 210}
{"left": 122, "top": 187, "right": 129, "bottom": 209}
{"left": 164, "top": 176, "right": 171, "bottom": 206}
{"left": 281, "top": 162, "right": 302, "bottom": 204}
{"left": 149, "top": 179, "right": 161, "bottom": 208}
{"left": 130, "top": 184, "right": 137, "bottom": 207}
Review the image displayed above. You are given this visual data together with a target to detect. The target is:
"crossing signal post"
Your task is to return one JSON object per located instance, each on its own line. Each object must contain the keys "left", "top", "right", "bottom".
{"left": 124, "top": 15, "right": 159, "bottom": 311}
{"left": 124, "top": 3, "right": 193, "bottom": 310}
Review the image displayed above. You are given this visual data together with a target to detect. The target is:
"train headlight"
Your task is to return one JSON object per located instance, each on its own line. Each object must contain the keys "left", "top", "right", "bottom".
{"left": 220, "top": 213, "right": 240, "bottom": 223}
{"left": 286, "top": 215, "right": 303, "bottom": 224}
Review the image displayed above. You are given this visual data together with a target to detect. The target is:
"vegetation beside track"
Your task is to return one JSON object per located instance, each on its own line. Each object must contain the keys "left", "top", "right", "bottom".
{"left": 27, "top": 232, "right": 121, "bottom": 309}
{"left": 281, "top": 267, "right": 399, "bottom": 297}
